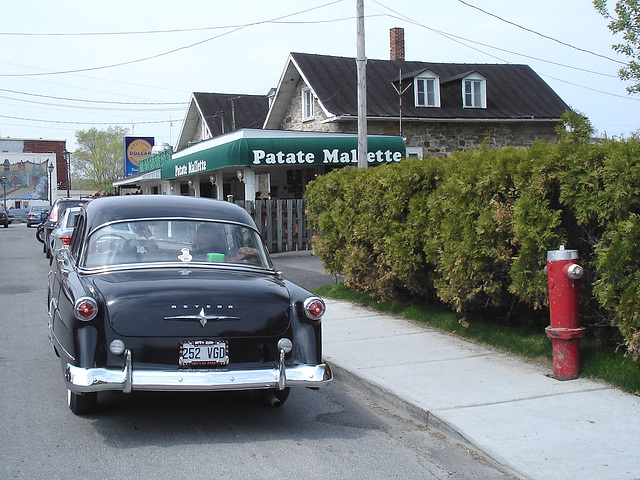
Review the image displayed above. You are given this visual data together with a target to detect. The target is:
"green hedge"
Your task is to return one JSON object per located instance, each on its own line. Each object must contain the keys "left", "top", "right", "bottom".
{"left": 305, "top": 136, "right": 640, "bottom": 358}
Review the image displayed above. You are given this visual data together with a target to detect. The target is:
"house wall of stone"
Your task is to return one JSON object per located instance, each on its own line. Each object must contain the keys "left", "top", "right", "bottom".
{"left": 280, "top": 81, "right": 559, "bottom": 156}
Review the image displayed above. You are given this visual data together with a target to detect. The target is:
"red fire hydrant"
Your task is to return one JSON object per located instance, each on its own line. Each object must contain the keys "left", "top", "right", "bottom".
{"left": 545, "top": 246, "right": 585, "bottom": 380}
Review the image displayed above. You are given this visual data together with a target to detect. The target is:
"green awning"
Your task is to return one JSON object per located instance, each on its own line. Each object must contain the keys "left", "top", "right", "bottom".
{"left": 161, "top": 134, "right": 406, "bottom": 180}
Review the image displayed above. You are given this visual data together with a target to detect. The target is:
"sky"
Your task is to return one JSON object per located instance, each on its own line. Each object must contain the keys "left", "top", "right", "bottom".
{"left": 1, "top": 0, "right": 638, "bottom": 152}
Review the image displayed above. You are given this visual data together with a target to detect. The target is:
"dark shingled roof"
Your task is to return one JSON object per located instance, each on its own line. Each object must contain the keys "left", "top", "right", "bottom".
{"left": 193, "top": 93, "right": 269, "bottom": 135}
{"left": 290, "top": 53, "right": 570, "bottom": 120}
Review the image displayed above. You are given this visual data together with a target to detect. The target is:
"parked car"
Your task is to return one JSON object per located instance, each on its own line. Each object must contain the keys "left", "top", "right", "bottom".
{"left": 43, "top": 197, "right": 89, "bottom": 258}
{"left": 27, "top": 205, "right": 51, "bottom": 227}
{"left": 47, "top": 195, "right": 331, "bottom": 415}
{"left": 49, "top": 206, "right": 82, "bottom": 261}
{"left": 0, "top": 206, "right": 9, "bottom": 228}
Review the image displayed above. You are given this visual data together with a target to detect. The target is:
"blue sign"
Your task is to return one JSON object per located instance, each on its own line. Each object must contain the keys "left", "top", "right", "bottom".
{"left": 124, "top": 136, "right": 154, "bottom": 177}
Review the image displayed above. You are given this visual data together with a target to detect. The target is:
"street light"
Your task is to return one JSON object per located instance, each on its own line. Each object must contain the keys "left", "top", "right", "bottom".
{"left": 48, "top": 163, "right": 55, "bottom": 206}
{"left": 1, "top": 175, "right": 6, "bottom": 212}
{"left": 62, "top": 149, "right": 71, "bottom": 197}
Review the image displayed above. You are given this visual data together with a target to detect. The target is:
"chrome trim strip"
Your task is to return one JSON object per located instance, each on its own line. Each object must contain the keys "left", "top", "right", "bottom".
{"left": 123, "top": 350, "right": 132, "bottom": 393}
{"left": 77, "top": 262, "right": 275, "bottom": 276}
{"left": 64, "top": 361, "right": 332, "bottom": 393}
{"left": 277, "top": 348, "right": 286, "bottom": 391}
{"left": 48, "top": 321, "right": 75, "bottom": 362}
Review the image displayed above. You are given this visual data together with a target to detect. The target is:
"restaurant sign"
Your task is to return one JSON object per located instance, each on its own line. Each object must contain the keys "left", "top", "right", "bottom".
{"left": 162, "top": 135, "right": 406, "bottom": 180}
{"left": 251, "top": 148, "right": 403, "bottom": 165}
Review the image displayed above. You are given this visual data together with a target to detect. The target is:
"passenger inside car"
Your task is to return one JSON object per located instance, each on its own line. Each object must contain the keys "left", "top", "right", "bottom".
{"left": 191, "top": 223, "right": 228, "bottom": 261}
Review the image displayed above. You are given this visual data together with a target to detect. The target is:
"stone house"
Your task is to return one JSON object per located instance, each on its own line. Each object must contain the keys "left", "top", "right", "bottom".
{"left": 264, "top": 39, "right": 570, "bottom": 157}
{"left": 131, "top": 29, "right": 571, "bottom": 200}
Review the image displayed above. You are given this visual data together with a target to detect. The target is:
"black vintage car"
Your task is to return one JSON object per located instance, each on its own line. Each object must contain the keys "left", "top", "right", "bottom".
{"left": 47, "top": 195, "right": 331, "bottom": 415}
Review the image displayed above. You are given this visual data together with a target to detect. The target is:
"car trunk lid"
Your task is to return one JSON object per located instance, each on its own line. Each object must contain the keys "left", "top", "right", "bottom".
{"left": 91, "top": 268, "right": 290, "bottom": 338}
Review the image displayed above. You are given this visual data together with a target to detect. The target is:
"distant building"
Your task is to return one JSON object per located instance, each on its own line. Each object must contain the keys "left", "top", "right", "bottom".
{"left": 0, "top": 137, "right": 68, "bottom": 208}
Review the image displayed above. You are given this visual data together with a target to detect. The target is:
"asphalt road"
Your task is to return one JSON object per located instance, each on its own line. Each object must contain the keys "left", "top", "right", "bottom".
{"left": 0, "top": 224, "right": 516, "bottom": 480}
{"left": 271, "top": 251, "right": 341, "bottom": 291}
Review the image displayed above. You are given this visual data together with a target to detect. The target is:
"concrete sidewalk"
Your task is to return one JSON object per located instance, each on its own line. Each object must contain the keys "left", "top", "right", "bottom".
{"left": 321, "top": 299, "right": 640, "bottom": 480}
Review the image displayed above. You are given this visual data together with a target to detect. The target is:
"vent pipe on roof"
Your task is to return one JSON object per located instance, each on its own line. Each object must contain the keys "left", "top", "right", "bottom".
{"left": 390, "top": 27, "right": 405, "bottom": 61}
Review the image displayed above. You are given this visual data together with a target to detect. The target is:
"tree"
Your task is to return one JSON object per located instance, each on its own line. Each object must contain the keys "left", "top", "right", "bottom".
{"left": 594, "top": 0, "right": 640, "bottom": 94}
{"left": 555, "top": 110, "right": 595, "bottom": 142}
{"left": 73, "top": 126, "right": 128, "bottom": 192}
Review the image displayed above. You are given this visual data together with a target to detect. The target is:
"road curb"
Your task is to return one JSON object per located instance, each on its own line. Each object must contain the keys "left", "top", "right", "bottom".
{"left": 326, "top": 360, "right": 524, "bottom": 479}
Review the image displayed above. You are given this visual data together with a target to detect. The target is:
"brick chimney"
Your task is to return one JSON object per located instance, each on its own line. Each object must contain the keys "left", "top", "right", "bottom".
{"left": 390, "top": 27, "right": 405, "bottom": 61}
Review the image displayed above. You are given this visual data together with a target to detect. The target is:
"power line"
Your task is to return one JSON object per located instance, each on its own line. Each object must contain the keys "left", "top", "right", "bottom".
{"left": 0, "top": 0, "right": 344, "bottom": 78}
{"left": 0, "top": 94, "right": 187, "bottom": 111}
{"left": 0, "top": 14, "right": 383, "bottom": 36}
{"left": 372, "top": 1, "right": 624, "bottom": 81}
{"left": 456, "top": 0, "right": 625, "bottom": 65}
{"left": 0, "top": 114, "right": 174, "bottom": 125}
{"left": 0, "top": 87, "right": 188, "bottom": 106}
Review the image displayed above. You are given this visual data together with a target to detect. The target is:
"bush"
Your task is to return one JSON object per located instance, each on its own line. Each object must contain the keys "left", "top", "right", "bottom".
{"left": 305, "top": 137, "right": 640, "bottom": 357}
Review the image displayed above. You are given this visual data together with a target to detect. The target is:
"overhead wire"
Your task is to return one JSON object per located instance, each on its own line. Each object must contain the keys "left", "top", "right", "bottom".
{"left": 0, "top": 0, "right": 344, "bottom": 78}
{"left": 370, "top": 0, "right": 637, "bottom": 101}
{"left": 456, "top": 0, "right": 625, "bottom": 65}
{"left": 0, "top": 0, "right": 347, "bottom": 127}
{"left": 4, "top": 0, "right": 637, "bottom": 131}
{"left": 0, "top": 113, "right": 172, "bottom": 125}
{"left": 0, "top": 87, "right": 188, "bottom": 106}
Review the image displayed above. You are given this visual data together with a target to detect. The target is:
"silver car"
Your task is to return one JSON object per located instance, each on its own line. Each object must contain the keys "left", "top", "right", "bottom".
{"left": 49, "top": 207, "right": 82, "bottom": 260}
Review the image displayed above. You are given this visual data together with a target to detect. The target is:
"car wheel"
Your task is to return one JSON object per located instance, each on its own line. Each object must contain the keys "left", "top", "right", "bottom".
{"left": 67, "top": 390, "right": 97, "bottom": 415}
{"left": 258, "top": 387, "right": 290, "bottom": 407}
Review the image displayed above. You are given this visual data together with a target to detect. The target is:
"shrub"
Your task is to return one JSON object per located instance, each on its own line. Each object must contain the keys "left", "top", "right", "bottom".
{"left": 305, "top": 137, "right": 640, "bottom": 356}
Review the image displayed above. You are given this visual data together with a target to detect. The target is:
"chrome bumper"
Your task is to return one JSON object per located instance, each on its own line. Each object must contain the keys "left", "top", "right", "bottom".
{"left": 64, "top": 350, "right": 332, "bottom": 393}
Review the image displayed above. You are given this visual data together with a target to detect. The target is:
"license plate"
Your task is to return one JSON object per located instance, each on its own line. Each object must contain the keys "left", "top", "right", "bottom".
{"left": 179, "top": 340, "right": 228, "bottom": 366}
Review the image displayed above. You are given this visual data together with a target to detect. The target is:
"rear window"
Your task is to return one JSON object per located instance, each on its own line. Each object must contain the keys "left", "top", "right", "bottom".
{"left": 50, "top": 200, "right": 88, "bottom": 222}
{"left": 82, "top": 219, "right": 272, "bottom": 269}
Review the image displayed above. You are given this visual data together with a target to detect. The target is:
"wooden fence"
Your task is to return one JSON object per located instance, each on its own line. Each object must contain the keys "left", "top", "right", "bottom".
{"left": 241, "top": 199, "right": 313, "bottom": 253}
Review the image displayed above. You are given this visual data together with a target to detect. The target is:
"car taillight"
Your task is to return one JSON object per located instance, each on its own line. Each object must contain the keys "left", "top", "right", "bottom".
{"left": 74, "top": 297, "right": 98, "bottom": 321}
{"left": 303, "top": 297, "right": 326, "bottom": 321}
{"left": 61, "top": 236, "right": 72, "bottom": 245}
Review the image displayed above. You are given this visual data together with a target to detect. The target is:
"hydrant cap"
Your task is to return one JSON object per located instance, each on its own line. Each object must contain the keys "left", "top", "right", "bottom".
{"left": 547, "top": 249, "right": 579, "bottom": 261}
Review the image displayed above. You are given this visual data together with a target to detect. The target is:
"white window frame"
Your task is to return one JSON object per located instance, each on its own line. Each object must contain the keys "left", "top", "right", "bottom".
{"left": 462, "top": 74, "right": 486, "bottom": 108}
{"left": 302, "top": 87, "right": 315, "bottom": 121}
{"left": 414, "top": 73, "right": 440, "bottom": 107}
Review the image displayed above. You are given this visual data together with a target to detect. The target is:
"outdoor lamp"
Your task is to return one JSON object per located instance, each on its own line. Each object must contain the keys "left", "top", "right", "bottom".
{"left": 1, "top": 175, "right": 6, "bottom": 211}
{"left": 48, "top": 163, "right": 55, "bottom": 206}
{"left": 236, "top": 170, "right": 244, "bottom": 182}
{"left": 62, "top": 149, "right": 71, "bottom": 197}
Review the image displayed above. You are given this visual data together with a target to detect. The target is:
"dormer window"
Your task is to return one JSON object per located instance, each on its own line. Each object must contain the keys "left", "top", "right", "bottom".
{"left": 463, "top": 73, "right": 486, "bottom": 108}
{"left": 302, "top": 87, "right": 315, "bottom": 120}
{"left": 414, "top": 72, "right": 440, "bottom": 107}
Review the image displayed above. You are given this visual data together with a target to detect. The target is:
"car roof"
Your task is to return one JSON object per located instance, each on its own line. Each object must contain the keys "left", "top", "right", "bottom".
{"left": 54, "top": 197, "right": 89, "bottom": 205}
{"left": 83, "top": 195, "right": 258, "bottom": 231}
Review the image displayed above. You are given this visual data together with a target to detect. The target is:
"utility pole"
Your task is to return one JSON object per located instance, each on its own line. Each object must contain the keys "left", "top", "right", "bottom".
{"left": 356, "top": 0, "right": 368, "bottom": 168}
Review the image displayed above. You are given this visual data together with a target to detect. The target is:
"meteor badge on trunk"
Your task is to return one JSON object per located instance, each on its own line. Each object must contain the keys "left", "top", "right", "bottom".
{"left": 165, "top": 307, "right": 240, "bottom": 328}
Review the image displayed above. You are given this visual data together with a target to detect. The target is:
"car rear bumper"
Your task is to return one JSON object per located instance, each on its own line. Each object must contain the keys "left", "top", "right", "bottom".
{"left": 64, "top": 350, "right": 332, "bottom": 393}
